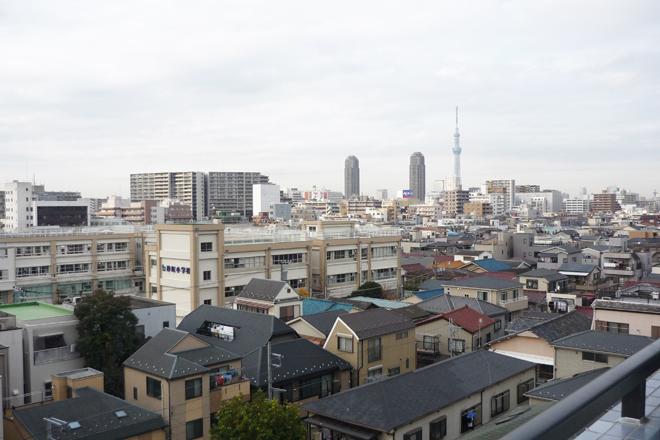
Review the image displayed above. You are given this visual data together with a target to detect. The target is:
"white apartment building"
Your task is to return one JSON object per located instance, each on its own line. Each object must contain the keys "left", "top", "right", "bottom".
{"left": 146, "top": 221, "right": 402, "bottom": 319}
{"left": 2, "top": 181, "right": 35, "bottom": 230}
{"left": 563, "top": 199, "right": 590, "bottom": 214}
{"left": 130, "top": 172, "right": 206, "bottom": 221}
{"left": 515, "top": 190, "right": 563, "bottom": 214}
{"left": 484, "top": 179, "right": 516, "bottom": 213}
{"left": 306, "top": 221, "right": 402, "bottom": 298}
{"left": 252, "top": 183, "right": 281, "bottom": 217}
{"left": 0, "top": 228, "right": 145, "bottom": 304}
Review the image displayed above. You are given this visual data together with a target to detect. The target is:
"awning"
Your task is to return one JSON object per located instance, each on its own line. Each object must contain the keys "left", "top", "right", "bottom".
{"left": 490, "top": 349, "right": 554, "bottom": 366}
{"left": 305, "top": 415, "right": 379, "bottom": 440}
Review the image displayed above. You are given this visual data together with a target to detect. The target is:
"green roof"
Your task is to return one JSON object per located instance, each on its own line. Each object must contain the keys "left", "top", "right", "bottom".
{"left": 0, "top": 302, "right": 73, "bottom": 321}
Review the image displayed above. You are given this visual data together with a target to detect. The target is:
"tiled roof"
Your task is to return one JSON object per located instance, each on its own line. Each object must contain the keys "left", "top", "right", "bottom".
{"left": 418, "top": 294, "right": 508, "bottom": 317}
{"left": 238, "top": 279, "right": 288, "bottom": 302}
{"left": 440, "top": 306, "right": 496, "bottom": 333}
{"left": 339, "top": 309, "right": 415, "bottom": 339}
{"left": 14, "top": 387, "right": 166, "bottom": 440}
{"left": 558, "top": 263, "right": 599, "bottom": 275}
{"left": 347, "top": 296, "right": 410, "bottom": 309}
{"left": 592, "top": 299, "right": 660, "bottom": 314}
{"left": 300, "top": 310, "right": 348, "bottom": 336}
{"left": 501, "top": 311, "right": 591, "bottom": 342}
{"left": 443, "top": 275, "right": 522, "bottom": 290}
{"left": 414, "top": 288, "right": 445, "bottom": 301}
{"left": 552, "top": 330, "right": 654, "bottom": 356}
{"left": 302, "top": 298, "right": 353, "bottom": 315}
{"left": 525, "top": 368, "right": 608, "bottom": 402}
{"left": 520, "top": 269, "right": 568, "bottom": 282}
{"left": 243, "top": 338, "right": 351, "bottom": 387}
{"left": 472, "top": 259, "right": 514, "bottom": 272}
{"left": 303, "top": 351, "right": 535, "bottom": 433}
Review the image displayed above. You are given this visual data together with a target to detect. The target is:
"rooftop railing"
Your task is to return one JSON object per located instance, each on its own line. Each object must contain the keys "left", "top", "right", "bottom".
{"left": 503, "top": 338, "right": 660, "bottom": 440}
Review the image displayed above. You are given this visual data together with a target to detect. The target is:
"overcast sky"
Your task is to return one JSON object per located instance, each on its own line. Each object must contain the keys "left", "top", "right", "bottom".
{"left": 1, "top": 1, "right": 659, "bottom": 199}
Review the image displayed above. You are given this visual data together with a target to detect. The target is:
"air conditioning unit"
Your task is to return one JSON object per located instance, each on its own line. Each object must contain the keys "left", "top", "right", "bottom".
{"left": 652, "top": 292, "right": 659, "bottom": 301}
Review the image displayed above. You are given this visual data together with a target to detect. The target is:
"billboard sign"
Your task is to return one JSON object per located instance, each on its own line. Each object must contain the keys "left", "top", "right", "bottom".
{"left": 402, "top": 189, "right": 413, "bottom": 199}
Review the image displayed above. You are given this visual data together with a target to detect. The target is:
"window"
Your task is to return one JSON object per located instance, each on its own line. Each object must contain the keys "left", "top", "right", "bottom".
{"left": 133, "top": 386, "right": 138, "bottom": 400}
{"left": 367, "top": 367, "right": 382, "bottom": 382}
{"left": 201, "top": 242, "right": 213, "bottom": 252}
{"left": 500, "top": 292, "right": 508, "bottom": 302}
{"left": 430, "top": 417, "right": 447, "bottom": 440}
{"left": 35, "top": 333, "right": 66, "bottom": 350}
{"left": 186, "top": 419, "right": 203, "bottom": 440}
{"left": 494, "top": 320, "right": 502, "bottom": 331}
{"left": 146, "top": 377, "right": 161, "bottom": 400}
{"left": 388, "top": 367, "right": 400, "bottom": 376}
{"left": 44, "top": 381, "right": 53, "bottom": 400}
{"left": 337, "top": 336, "right": 353, "bottom": 352}
{"left": 517, "top": 379, "right": 535, "bottom": 403}
{"left": 478, "top": 291, "right": 488, "bottom": 301}
{"left": 163, "top": 321, "right": 170, "bottom": 328}
{"left": 361, "top": 248, "right": 368, "bottom": 259}
{"left": 653, "top": 326, "right": 660, "bottom": 339}
{"left": 422, "top": 335, "right": 439, "bottom": 352}
{"left": 279, "top": 305, "right": 297, "bottom": 322}
{"left": 449, "top": 339, "right": 465, "bottom": 354}
{"left": 595, "top": 320, "right": 629, "bottom": 335}
{"left": 136, "top": 325, "right": 145, "bottom": 342}
{"left": 461, "top": 404, "right": 482, "bottom": 432}
{"left": 185, "top": 378, "right": 203, "bottom": 399}
{"left": 526, "top": 279, "right": 538, "bottom": 289}
{"left": 395, "top": 330, "right": 409, "bottom": 340}
{"left": 203, "top": 270, "right": 211, "bottom": 281}
{"left": 272, "top": 253, "right": 304, "bottom": 265}
{"left": 491, "top": 390, "right": 510, "bottom": 417}
{"left": 406, "top": 358, "right": 410, "bottom": 369}
{"left": 582, "top": 351, "right": 608, "bottom": 363}
{"left": 203, "top": 299, "right": 212, "bottom": 305}
{"left": 367, "top": 337, "right": 382, "bottom": 363}
{"left": 299, "top": 376, "right": 323, "bottom": 400}
{"left": 403, "top": 429, "right": 422, "bottom": 440}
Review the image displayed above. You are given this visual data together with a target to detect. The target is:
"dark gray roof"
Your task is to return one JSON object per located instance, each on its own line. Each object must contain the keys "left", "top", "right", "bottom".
{"left": 177, "top": 305, "right": 299, "bottom": 357}
{"left": 339, "top": 309, "right": 414, "bottom": 339}
{"left": 506, "top": 312, "right": 557, "bottom": 333}
{"left": 519, "top": 269, "right": 568, "bottom": 282}
{"left": 303, "top": 350, "right": 535, "bottom": 433}
{"left": 552, "top": 330, "right": 654, "bottom": 356}
{"left": 123, "top": 328, "right": 238, "bottom": 379}
{"left": 527, "top": 311, "right": 591, "bottom": 342}
{"left": 391, "top": 305, "right": 434, "bottom": 322}
{"left": 243, "top": 338, "right": 351, "bottom": 387}
{"left": 539, "top": 245, "right": 581, "bottom": 255}
{"left": 419, "top": 279, "right": 451, "bottom": 290}
{"left": 592, "top": 299, "right": 660, "bottom": 314}
{"left": 14, "top": 387, "right": 166, "bottom": 440}
{"left": 417, "top": 294, "right": 507, "bottom": 317}
{"left": 126, "top": 295, "right": 174, "bottom": 310}
{"left": 238, "top": 278, "right": 288, "bottom": 302}
{"left": 558, "top": 263, "right": 599, "bottom": 274}
{"left": 525, "top": 368, "right": 608, "bottom": 402}
{"left": 301, "top": 310, "right": 348, "bottom": 336}
{"left": 443, "top": 276, "right": 522, "bottom": 290}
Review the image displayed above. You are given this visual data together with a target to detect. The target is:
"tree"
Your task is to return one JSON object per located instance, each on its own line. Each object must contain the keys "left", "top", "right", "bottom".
{"left": 211, "top": 391, "right": 305, "bottom": 440}
{"left": 74, "top": 290, "right": 139, "bottom": 397}
{"left": 351, "top": 281, "right": 384, "bottom": 298}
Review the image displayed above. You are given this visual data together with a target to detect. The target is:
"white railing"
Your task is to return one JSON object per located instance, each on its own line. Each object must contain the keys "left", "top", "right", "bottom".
{"left": 498, "top": 296, "right": 528, "bottom": 306}
{"left": 34, "top": 345, "right": 80, "bottom": 365}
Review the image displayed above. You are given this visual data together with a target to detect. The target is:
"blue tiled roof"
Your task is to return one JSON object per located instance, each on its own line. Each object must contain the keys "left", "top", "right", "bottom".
{"left": 473, "top": 259, "right": 512, "bottom": 272}
{"left": 415, "top": 288, "right": 445, "bottom": 301}
{"left": 302, "top": 298, "right": 353, "bottom": 316}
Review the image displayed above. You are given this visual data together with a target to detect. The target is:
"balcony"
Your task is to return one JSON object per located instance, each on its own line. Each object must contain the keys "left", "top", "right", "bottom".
{"left": 498, "top": 296, "right": 528, "bottom": 312}
{"left": 503, "top": 338, "right": 660, "bottom": 440}
{"left": 209, "top": 377, "right": 251, "bottom": 413}
{"left": 34, "top": 345, "right": 81, "bottom": 365}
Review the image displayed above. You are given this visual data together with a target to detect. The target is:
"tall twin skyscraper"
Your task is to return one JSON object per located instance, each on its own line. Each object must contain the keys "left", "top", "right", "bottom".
{"left": 344, "top": 107, "right": 461, "bottom": 201}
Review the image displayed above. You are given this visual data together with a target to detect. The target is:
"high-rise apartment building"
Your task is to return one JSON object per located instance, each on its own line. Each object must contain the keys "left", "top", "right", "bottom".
{"left": 444, "top": 190, "right": 470, "bottom": 215}
{"left": 409, "top": 152, "right": 426, "bottom": 201}
{"left": 130, "top": 172, "right": 206, "bottom": 221}
{"left": 515, "top": 185, "right": 541, "bottom": 193}
{"left": 344, "top": 156, "right": 360, "bottom": 199}
{"left": 3, "top": 181, "right": 35, "bottom": 230}
{"left": 563, "top": 199, "right": 590, "bottom": 214}
{"left": 207, "top": 172, "right": 269, "bottom": 218}
{"left": 485, "top": 179, "right": 515, "bottom": 213}
{"left": 252, "top": 183, "right": 281, "bottom": 216}
{"left": 591, "top": 192, "right": 621, "bottom": 213}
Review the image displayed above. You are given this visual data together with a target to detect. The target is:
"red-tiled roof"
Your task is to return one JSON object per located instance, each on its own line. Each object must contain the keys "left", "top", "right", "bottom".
{"left": 402, "top": 263, "right": 428, "bottom": 273}
{"left": 440, "top": 305, "right": 495, "bottom": 334}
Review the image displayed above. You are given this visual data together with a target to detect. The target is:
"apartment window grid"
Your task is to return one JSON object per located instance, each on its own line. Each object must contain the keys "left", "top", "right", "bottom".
{"left": 97, "top": 260, "right": 129, "bottom": 272}
{"left": 224, "top": 256, "right": 265, "bottom": 270}
{"left": 327, "top": 272, "right": 356, "bottom": 285}
{"left": 200, "top": 242, "right": 213, "bottom": 252}
{"left": 203, "top": 270, "right": 212, "bottom": 281}
{"left": 360, "top": 248, "right": 368, "bottom": 259}
{"left": 16, "top": 266, "right": 49, "bottom": 278}
{"left": 15, "top": 246, "right": 50, "bottom": 257}
{"left": 371, "top": 246, "right": 397, "bottom": 259}
{"left": 326, "top": 249, "right": 356, "bottom": 261}
{"left": 272, "top": 253, "right": 304, "bottom": 265}
{"left": 372, "top": 267, "right": 396, "bottom": 280}
{"left": 367, "top": 337, "right": 382, "bottom": 363}
{"left": 97, "top": 242, "right": 128, "bottom": 253}
{"left": 57, "top": 263, "right": 90, "bottom": 274}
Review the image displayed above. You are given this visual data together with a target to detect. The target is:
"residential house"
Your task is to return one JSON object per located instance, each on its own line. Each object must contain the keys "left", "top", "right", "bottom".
{"left": 0, "top": 302, "right": 85, "bottom": 404}
{"left": 517, "top": 269, "right": 583, "bottom": 313}
{"left": 288, "top": 310, "right": 349, "bottom": 344}
{"left": 124, "top": 328, "right": 247, "bottom": 440}
{"left": 242, "top": 338, "right": 351, "bottom": 406}
{"left": 552, "top": 330, "right": 654, "bottom": 378}
{"left": 402, "top": 288, "right": 444, "bottom": 304}
{"left": 488, "top": 311, "right": 591, "bottom": 382}
{"left": 233, "top": 278, "right": 302, "bottom": 322}
{"left": 416, "top": 294, "right": 508, "bottom": 340}
{"left": 602, "top": 250, "right": 643, "bottom": 283}
{"left": 301, "top": 298, "right": 353, "bottom": 316}
{"left": 304, "top": 350, "right": 536, "bottom": 440}
{"left": 125, "top": 295, "right": 176, "bottom": 340}
{"left": 323, "top": 308, "right": 416, "bottom": 385}
{"left": 591, "top": 298, "right": 660, "bottom": 337}
{"left": 536, "top": 246, "right": 582, "bottom": 270}
{"left": 459, "top": 259, "right": 513, "bottom": 273}
{"left": 440, "top": 276, "right": 527, "bottom": 315}
{"left": 525, "top": 368, "right": 608, "bottom": 406}
{"left": 415, "top": 306, "right": 496, "bottom": 366}
{"left": 453, "top": 250, "right": 493, "bottom": 263}
{"left": 558, "top": 263, "right": 605, "bottom": 293}
{"left": 7, "top": 387, "right": 167, "bottom": 440}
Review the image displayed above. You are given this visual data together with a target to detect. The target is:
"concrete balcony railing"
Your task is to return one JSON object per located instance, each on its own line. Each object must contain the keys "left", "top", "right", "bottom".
{"left": 498, "top": 296, "right": 528, "bottom": 312}
{"left": 34, "top": 345, "right": 81, "bottom": 365}
{"left": 209, "top": 377, "right": 251, "bottom": 413}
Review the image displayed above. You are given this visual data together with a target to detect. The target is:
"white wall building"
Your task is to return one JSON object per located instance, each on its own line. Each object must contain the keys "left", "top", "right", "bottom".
{"left": 252, "top": 183, "right": 281, "bottom": 217}
{"left": 2, "top": 181, "right": 35, "bottom": 231}
{"left": 563, "top": 199, "right": 591, "bottom": 214}
{"left": 516, "top": 191, "right": 563, "bottom": 214}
